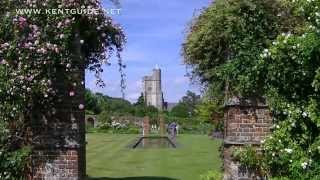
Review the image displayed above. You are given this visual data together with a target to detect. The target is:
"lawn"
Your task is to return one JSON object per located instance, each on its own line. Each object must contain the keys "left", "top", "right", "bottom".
{"left": 86, "top": 133, "right": 222, "bottom": 180}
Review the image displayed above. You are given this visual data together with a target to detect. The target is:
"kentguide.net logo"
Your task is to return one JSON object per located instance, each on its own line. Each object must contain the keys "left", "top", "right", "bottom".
{"left": 15, "top": 8, "right": 121, "bottom": 15}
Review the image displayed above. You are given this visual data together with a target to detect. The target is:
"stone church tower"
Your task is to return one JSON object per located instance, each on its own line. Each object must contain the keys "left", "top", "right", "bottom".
{"left": 143, "top": 66, "right": 164, "bottom": 110}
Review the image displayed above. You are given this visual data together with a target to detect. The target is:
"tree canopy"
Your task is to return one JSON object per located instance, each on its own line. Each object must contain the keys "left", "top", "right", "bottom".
{"left": 183, "top": 0, "right": 301, "bottom": 98}
{"left": 85, "top": 89, "right": 159, "bottom": 119}
{"left": 170, "top": 91, "right": 201, "bottom": 118}
{"left": 134, "top": 93, "right": 145, "bottom": 106}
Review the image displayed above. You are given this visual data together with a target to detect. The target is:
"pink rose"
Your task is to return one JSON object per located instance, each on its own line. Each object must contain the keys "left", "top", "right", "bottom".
{"left": 18, "top": 16, "right": 27, "bottom": 28}
{"left": 69, "top": 91, "right": 75, "bottom": 97}
{"left": 79, "top": 104, "right": 84, "bottom": 110}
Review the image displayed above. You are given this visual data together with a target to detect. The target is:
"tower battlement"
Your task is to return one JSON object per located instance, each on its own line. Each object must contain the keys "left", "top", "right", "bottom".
{"left": 143, "top": 68, "right": 164, "bottom": 110}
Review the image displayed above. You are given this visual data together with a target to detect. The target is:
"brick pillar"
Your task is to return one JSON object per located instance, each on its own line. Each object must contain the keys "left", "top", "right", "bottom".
{"left": 143, "top": 116, "right": 150, "bottom": 137}
{"left": 30, "top": 32, "right": 86, "bottom": 180}
{"left": 159, "top": 116, "right": 165, "bottom": 136}
{"left": 223, "top": 97, "right": 272, "bottom": 180}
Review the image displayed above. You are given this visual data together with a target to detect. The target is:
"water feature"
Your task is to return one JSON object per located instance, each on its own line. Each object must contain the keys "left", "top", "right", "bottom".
{"left": 132, "top": 116, "right": 177, "bottom": 149}
{"left": 132, "top": 137, "right": 176, "bottom": 149}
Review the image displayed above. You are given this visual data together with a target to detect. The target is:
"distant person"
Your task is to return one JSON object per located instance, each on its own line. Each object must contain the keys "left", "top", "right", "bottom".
{"left": 168, "top": 122, "right": 177, "bottom": 138}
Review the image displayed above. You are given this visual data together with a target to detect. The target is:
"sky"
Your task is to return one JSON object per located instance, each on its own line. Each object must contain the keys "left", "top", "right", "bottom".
{"left": 85, "top": 0, "right": 211, "bottom": 103}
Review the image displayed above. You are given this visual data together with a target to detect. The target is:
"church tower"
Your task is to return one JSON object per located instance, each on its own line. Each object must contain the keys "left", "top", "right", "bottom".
{"left": 143, "top": 66, "right": 164, "bottom": 110}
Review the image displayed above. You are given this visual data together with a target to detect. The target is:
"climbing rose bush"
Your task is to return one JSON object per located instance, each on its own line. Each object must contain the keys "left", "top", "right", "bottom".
{"left": 249, "top": 0, "right": 320, "bottom": 178}
{"left": 183, "top": 0, "right": 320, "bottom": 178}
{"left": 0, "top": 0, "right": 125, "bottom": 178}
{"left": 0, "top": 0, "right": 126, "bottom": 121}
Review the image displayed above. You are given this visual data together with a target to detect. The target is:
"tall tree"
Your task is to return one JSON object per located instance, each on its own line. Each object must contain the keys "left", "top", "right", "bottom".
{"left": 170, "top": 91, "right": 201, "bottom": 117}
{"left": 85, "top": 89, "right": 101, "bottom": 114}
{"left": 183, "top": 0, "right": 301, "bottom": 100}
{"left": 181, "top": 90, "right": 201, "bottom": 114}
{"left": 134, "top": 93, "right": 145, "bottom": 106}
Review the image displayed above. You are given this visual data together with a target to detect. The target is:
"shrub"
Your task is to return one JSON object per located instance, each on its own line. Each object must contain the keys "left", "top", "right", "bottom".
{"left": 183, "top": 0, "right": 320, "bottom": 178}
{"left": 126, "top": 126, "right": 140, "bottom": 134}
{"left": 232, "top": 145, "right": 267, "bottom": 177}
{"left": 270, "top": 177, "right": 291, "bottom": 180}
{"left": 200, "top": 170, "right": 223, "bottom": 180}
{"left": 111, "top": 125, "right": 140, "bottom": 134}
{"left": 90, "top": 123, "right": 141, "bottom": 134}
{"left": 0, "top": 147, "right": 31, "bottom": 179}
{"left": 178, "top": 123, "right": 213, "bottom": 135}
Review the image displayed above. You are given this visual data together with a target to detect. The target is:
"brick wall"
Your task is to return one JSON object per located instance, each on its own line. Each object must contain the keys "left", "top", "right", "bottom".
{"left": 31, "top": 150, "right": 81, "bottom": 180}
{"left": 224, "top": 106, "right": 272, "bottom": 144}
{"left": 159, "top": 116, "right": 165, "bottom": 136}
{"left": 223, "top": 98, "right": 272, "bottom": 180}
{"left": 143, "top": 116, "right": 150, "bottom": 136}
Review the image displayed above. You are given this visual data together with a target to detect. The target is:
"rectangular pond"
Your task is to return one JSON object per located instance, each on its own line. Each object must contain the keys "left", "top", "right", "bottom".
{"left": 132, "top": 136, "right": 176, "bottom": 149}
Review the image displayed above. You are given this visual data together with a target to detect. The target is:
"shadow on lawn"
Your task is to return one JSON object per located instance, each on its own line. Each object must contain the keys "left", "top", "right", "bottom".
{"left": 87, "top": 176, "right": 179, "bottom": 180}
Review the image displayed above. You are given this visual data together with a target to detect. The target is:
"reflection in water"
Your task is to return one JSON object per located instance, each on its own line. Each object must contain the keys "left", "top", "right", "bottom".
{"left": 134, "top": 137, "right": 175, "bottom": 149}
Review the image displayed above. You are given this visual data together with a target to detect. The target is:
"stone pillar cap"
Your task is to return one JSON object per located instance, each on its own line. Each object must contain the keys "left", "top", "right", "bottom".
{"left": 224, "top": 96, "right": 268, "bottom": 107}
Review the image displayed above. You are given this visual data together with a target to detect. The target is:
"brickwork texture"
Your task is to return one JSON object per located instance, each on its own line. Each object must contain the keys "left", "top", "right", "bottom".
{"left": 223, "top": 99, "right": 272, "bottom": 180}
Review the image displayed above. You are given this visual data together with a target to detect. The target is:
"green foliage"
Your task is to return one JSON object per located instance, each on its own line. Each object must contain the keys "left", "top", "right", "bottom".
{"left": 85, "top": 89, "right": 135, "bottom": 116}
{"left": 94, "top": 124, "right": 140, "bottom": 134}
{"left": 110, "top": 125, "right": 140, "bottom": 134}
{"left": 85, "top": 89, "right": 159, "bottom": 119}
{"left": 170, "top": 103, "right": 190, "bottom": 118}
{"left": 107, "top": 97, "right": 135, "bottom": 115}
{"left": 181, "top": 91, "right": 201, "bottom": 115}
{"left": 164, "top": 115, "right": 213, "bottom": 135}
{"left": 134, "top": 93, "right": 145, "bottom": 106}
{"left": 85, "top": 89, "right": 102, "bottom": 114}
{"left": 86, "top": 90, "right": 212, "bottom": 135}
{"left": 270, "top": 177, "right": 290, "bottom": 180}
{"left": 97, "top": 110, "right": 112, "bottom": 125}
{"left": 195, "top": 95, "right": 224, "bottom": 131}
{"left": 196, "top": 99, "right": 216, "bottom": 122}
{"left": 256, "top": 1, "right": 320, "bottom": 178}
{"left": 260, "top": 100, "right": 320, "bottom": 179}
{"left": 180, "top": 123, "right": 213, "bottom": 135}
{"left": 183, "top": 0, "right": 300, "bottom": 100}
{"left": 0, "top": 0, "right": 126, "bottom": 177}
{"left": 165, "top": 91, "right": 214, "bottom": 134}
{"left": 85, "top": 89, "right": 161, "bottom": 134}
{"left": 200, "top": 170, "right": 223, "bottom": 180}
{"left": 170, "top": 91, "right": 201, "bottom": 118}
{"left": 183, "top": 0, "right": 320, "bottom": 178}
{"left": 136, "top": 106, "right": 159, "bottom": 120}
{"left": 232, "top": 146, "right": 267, "bottom": 177}
{"left": 0, "top": 146, "right": 31, "bottom": 179}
